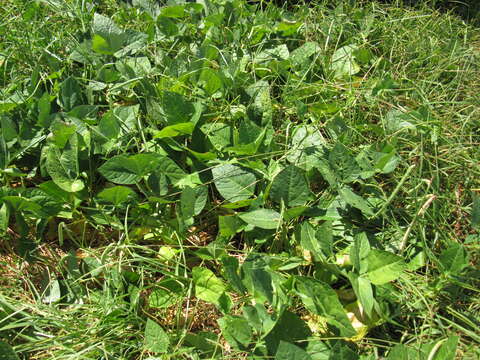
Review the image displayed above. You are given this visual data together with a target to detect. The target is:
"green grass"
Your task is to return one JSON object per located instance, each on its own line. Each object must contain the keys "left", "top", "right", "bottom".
{"left": 0, "top": 0, "right": 479, "bottom": 359}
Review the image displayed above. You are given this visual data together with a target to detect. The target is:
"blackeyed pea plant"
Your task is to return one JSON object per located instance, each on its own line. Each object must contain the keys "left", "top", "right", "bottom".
{"left": 0, "top": 0, "right": 479, "bottom": 359}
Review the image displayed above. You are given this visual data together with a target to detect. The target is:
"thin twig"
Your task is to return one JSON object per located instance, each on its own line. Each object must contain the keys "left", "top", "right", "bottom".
{"left": 372, "top": 164, "right": 416, "bottom": 219}
{"left": 399, "top": 194, "right": 437, "bottom": 253}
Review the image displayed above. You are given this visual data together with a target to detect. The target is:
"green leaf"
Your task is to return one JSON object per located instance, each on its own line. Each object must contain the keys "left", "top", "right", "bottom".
{"left": 218, "top": 215, "right": 245, "bottom": 237}
{"left": 0, "top": 203, "right": 8, "bottom": 234}
{"left": 439, "top": 243, "right": 468, "bottom": 274}
{"left": 386, "top": 344, "right": 419, "bottom": 360}
{"left": 98, "top": 153, "right": 159, "bottom": 184}
{"left": 0, "top": 135, "right": 8, "bottom": 170}
{"left": 247, "top": 80, "right": 272, "bottom": 126}
{"left": 59, "top": 77, "right": 82, "bottom": 112}
{"left": 144, "top": 319, "right": 169, "bottom": 353}
{"left": 361, "top": 249, "right": 406, "bottom": 285}
{"left": 212, "top": 163, "right": 256, "bottom": 202}
{"left": 1, "top": 116, "right": 17, "bottom": 141}
{"left": 0, "top": 93, "right": 22, "bottom": 112}
{"left": 14, "top": 213, "right": 37, "bottom": 259}
{"left": 371, "top": 145, "right": 399, "bottom": 174}
{"left": 0, "top": 340, "right": 20, "bottom": 360}
{"left": 225, "top": 128, "right": 265, "bottom": 156}
{"left": 354, "top": 47, "right": 374, "bottom": 65}
{"left": 270, "top": 165, "right": 311, "bottom": 207}
{"left": 98, "top": 186, "right": 137, "bottom": 206}
{"left": 1, "top": 196, "right": 42, "bottom": 214}
{"left": 180, "top": 186, "right": 207, "bottom": 219}
{"left": 161, "top": 91, "right": 195, "bottom": 125}
{"left": 306, "top": 341, "right": 331, "bottom": 360}
{"left": 407, "top": 251, "right": 426, "bottom": 272}
{"left": 38, "top": 181, "right": 73, "bottom": 204}
{"left": 156, "top": 157, "right": 186, "bottom": 185}
{"left": 276, "top": 21, "right": 302, "bottom": 36}
{"left": 201, "top": 123, "right": 232, "bottom": 151}
{"left": 295, "top": 277, "right": 356, "bottom": 337}
{"left": 329, "top": 143, "right": 362, "bottom": 184}
{"left": 183, "top": 332, "right": 217, "bottom": 356}
{"left": 472, "top": 193, "right": 480, "bottom": 230}
{"left": 348, "top": 273, "right": 374, "bottom": 318}
{"left": 98, "top": 112, "right": 120, "bottom": 141}
{"left": 331, "top": 45, "right": 360, "bottom": 78}
{"left": 284, "top": 206, "right": 309, "bottom": 221}
{"left": 238, "top": 209, "right": 281, "bottom": 230}
{"left": 157, "top": 16, "right": 178, "bottom": 37}
{"left": 316, "top": 221, "right": 334, "bottom": 258}
{"left": 237, "top": 118, "right": 262, "bottom": 145}
{"left": 117, "top": 56, "right": 151, "bottom": 77}
{"left": 255, "top": 44, "right": 290, "bottom": 64}
{"left": 384, "top": 109, "right": 416, "bottom": 134}
{"left": 92, "top": 13, "right": 126, "bottom": 55}
{"left": 350, "top": 232, "right": 371, "bottom": 272}
{"left": 130, "top": 0, "right": 161, "bottom": 17}
{"left": 298, "top": 221, "right": 332, "bottom": 261}
{"left": 154, "top": 122, "right": 194, "bottom": 138}
{"left": 276, "top": 341, "right": 312, "bottom": 360}
{"left": 328, "top": 342, "right": 359, "bottom": 360}
{"left": 22, "top": 189, "right": 64, "bottom": 218}
{"left": 310, "top": 102, "right": 341, "bottom": 116}
{"left": 192, "top": 267, "right": 227, "bottom": 306}
{"left": 221, "top": 256, "right": 247, "bottom": 294}
{"left": 199, "top": 68, "right": 223, "bottom": 95}
{"left": 221, "top": 199, "right": 255, "bottom": 210}
{"left": 386, "top": 342, "right": 447, "bottom": 360}
{"left": 70, "top": 39, "right": 102, "bottom": 64}
{"left": 50, "top": 121, "right": 76, "bottom": 148}
{"left": 149, "top": 279, "right": 184, "bottom": 308}
{"left": 45, "top": 142, "right": 84, "bottom": 193}
{"left": 218, "top": 315, "right": 252, "bottom": 350}
{"left": 161, "top": 5, "right": 186, "bottom": 18}
{"left": 42, "top": 279, "right": 62, "bottom": 304}
{"left": 68, "top": 105, "right": 97, "bottom": 120}
{"left": 312, "top": 158, "right": 337, "bottom": 187}
{"left": 339, "top": 187, "right": 374, "bottom": 216}
{"left": 187, "top": 149, "right": 217, "bottom": 161}
{"left": 298, "top": 222, "right": 318, "bottom": 260}
{"left": 241, "top": 254, "right": 274, "bottom": 304}
{"left": 264, "top": 310, "right": 312, "bottom": 355}
{"left": 243, "top": 304, "right": 276, "bottom": 335}
{"left": 112, "top": 104, "right": 139, "bottom": 131}
{"left": 290, "top": 42, "right": 320, "bottom": 66}
{"left": 432, "top": 336, "right": 458, "bottom": 360}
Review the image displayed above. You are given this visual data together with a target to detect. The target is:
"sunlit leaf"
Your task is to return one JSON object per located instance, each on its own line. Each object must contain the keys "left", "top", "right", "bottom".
{"left": 212, "top": 163, "right": 256, "bottom": 202}
{"left": 270, "top": 165, "right": 311, "bottom": 207}
{"left": 239, "top": 209, "right": 281, "bottom": 230}
{"left": 144, "top": 319, "right": 169, "bottom": 353}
